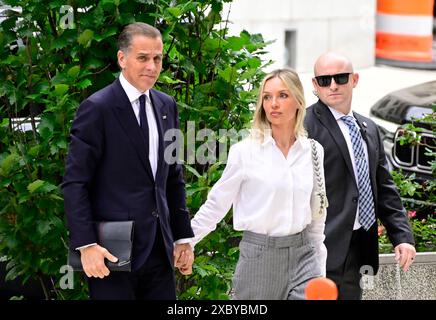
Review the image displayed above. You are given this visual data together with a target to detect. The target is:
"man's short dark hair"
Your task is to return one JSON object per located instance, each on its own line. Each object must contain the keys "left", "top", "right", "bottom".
{"left": 118, "top": 22, "right": 162, "bottom": 52}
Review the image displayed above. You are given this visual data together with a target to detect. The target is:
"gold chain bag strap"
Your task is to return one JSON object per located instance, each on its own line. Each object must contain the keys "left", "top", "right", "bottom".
{"left": 309, "top": 139, "right": 328, "bottom": 219}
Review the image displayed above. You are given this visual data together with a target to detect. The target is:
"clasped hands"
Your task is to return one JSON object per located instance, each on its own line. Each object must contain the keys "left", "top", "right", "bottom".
{"left": 174, "top": 243, "right": 194, "bottom": 275}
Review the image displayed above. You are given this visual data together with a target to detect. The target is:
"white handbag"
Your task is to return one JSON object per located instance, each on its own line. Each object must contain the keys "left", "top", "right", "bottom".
{"left": 309, "top": 139, "right": 328, "bottom": 220}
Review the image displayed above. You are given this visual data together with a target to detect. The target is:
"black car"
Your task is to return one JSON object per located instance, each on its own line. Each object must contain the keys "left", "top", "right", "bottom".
{"left": 370, "top": 80, "right": 436, "bottom": 180}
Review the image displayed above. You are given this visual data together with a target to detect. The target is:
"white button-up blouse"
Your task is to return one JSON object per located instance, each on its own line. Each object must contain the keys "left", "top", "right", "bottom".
{"left": 191, "top": 134, "right": 327, "bottom": 274}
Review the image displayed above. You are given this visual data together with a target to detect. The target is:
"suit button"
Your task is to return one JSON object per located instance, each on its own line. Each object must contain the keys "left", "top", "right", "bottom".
{"left": 352, "top": 197, "right": 358, "bottom": 203}
{"left": 152, "top": 210, "right": 159, "bottom": 218}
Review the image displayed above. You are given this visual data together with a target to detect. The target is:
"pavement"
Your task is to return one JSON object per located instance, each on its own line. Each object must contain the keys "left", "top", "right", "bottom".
{"left": 299, "top": 64, "right": 436, "bottom": 118}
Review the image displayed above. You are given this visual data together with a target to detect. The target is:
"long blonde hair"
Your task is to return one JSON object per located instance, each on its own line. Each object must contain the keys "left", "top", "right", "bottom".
{"left": 251, "top": 68, "right": 307, "bottom": 141}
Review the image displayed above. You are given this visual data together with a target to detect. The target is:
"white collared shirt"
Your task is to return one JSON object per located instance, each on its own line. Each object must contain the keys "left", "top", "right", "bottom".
{"left": 191, "top": 134, "right": 327, "bottom": 274}
{"left": 119, "top": 73, "right": 159, "bottom": 178}
{"left": 327, "top": 106, "right": 370, "bottom": 230}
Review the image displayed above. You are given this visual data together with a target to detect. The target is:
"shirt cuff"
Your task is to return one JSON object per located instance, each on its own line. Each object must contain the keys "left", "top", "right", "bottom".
{"left": 75, "top": 243, "right": 97, "bottom": 251}
{"left": 174, "top": 238, "right": 193, "bottom": 245}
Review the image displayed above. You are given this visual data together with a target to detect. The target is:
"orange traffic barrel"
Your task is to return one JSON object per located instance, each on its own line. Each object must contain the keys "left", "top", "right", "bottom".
{"left": 376, "top": 0, "right": 435, "bottom": 62}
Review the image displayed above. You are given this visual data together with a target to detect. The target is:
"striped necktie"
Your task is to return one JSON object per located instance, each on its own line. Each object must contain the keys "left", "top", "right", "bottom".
{"left": 341, "top": 115, "right": 376, "bottom": 231}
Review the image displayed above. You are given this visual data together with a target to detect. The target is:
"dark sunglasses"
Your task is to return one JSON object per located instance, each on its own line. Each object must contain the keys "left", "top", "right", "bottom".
{"left": 315, "top": 73, "right": 351, "bottom": 87}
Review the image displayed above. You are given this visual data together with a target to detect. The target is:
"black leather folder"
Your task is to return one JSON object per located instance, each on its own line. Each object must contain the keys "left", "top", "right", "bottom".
{"left": 68, "top": 221, "right": 134, "bottom": 272}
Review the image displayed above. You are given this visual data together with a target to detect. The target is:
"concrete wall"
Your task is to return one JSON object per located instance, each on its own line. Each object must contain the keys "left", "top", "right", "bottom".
{"left": 224, "top": 0, "right": 376, "bottom": 72}
{"left": 362, "top": 252, "right": 436, "bottom": 300}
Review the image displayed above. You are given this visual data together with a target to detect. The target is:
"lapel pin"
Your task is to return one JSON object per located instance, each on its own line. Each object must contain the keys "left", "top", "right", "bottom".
{"left": 362, "top": 121, "right": 367, "bottom": 128}
{"left": 162, "top": 115, "right": 167, "bottom": 120}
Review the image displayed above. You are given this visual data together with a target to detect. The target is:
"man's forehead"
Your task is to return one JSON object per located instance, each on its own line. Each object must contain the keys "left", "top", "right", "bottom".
{"left": 315, "top": 59, "right": 352, "bottom": 75}
{"left": 136, "top": 50, "right": 163, "bottom": 55}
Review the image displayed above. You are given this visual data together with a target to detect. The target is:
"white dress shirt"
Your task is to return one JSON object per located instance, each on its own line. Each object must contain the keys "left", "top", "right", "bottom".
{"left": 191, "top": 134, "right": 327, "bottom": 274}
{"left": 327, "top": 106, "right": 370, "bottom": 230}
{"left": 119, "top": 73, "right": 159, "bottom": 178}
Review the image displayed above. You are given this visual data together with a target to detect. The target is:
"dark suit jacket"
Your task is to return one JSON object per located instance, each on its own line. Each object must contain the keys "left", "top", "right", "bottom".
{"left": 62, "top": 78, "right": 194, "bottom": 271}
{"left": 304, "top": 100, "right": 414, "bottom": 274}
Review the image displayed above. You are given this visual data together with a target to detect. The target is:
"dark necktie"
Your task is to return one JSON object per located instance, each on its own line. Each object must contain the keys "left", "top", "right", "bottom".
{"left": 341, "top": 115, "right": 376, "bottom": 231}
{"left": 138, "top": 94, "right": 149, "bottom": 156}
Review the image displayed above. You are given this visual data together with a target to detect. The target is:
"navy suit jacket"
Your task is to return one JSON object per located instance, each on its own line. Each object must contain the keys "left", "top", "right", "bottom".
{"left": 62, "top": 78, "right": 193, "bottom": 271}
{"left": 304, "top": 100, "right": 414, "bottom": 274}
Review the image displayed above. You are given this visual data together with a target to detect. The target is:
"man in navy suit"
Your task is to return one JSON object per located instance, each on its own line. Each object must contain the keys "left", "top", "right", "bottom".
{"left": 304, "top": 52, "right": 416, "bottom": 299}
{"left": 62, "top": 22, "right": 194, "bottom": 299}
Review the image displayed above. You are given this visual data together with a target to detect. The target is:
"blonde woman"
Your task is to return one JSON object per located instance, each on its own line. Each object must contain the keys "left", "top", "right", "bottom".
{"left": 190, "top": 69, "right": 327, "bottom": 300}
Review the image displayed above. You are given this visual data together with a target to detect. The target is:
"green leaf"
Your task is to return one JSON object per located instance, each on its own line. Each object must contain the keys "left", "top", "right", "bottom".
{"left": 0, "top": 82, "right": 14, "bottom": 98}
{"left": 77, "top": 79, "right": 92, "bottom": 89}
{"left": 181, "top": 59, "right": 196, "bottom": 73}
{"left": 166, "top": 7, "right": 181, "bottom": 18}
{"left": 195, "top": 266, "right": 209, "bottom": 278}
{"left": 56, "top": 139, "right": 67, "bottom": 150}
{"left": 217, "top": 293, "right": 230, "bottom": 300}
{"left": 239, "top": 68, "right": 258, "bottom": 81}
{"left": 5, "top": 265, "right": 22, "bottom": 281}
{"left": 48, "top": 0, "right": 65, "bottom": 9}
{"left": 218, "top": 66, "right": 237, "bottom": 83}
{"left": 1, "top": 16, "right": 19, "bottom": 31}
{"left": 226, "top": 36, "right": 246, "bottom": 51}
{"left": 49, "top": 194, "right": 64, "bottom": 201}
{"left": 247, "top": 57, "right": 262, "bottom": 69}
{"left": 0, "top": 153, "right": 20, "bottom": 174}
{"left": 51, "top": 36, "right": 68, "bottom": 50}
{"left": 203, "top": 37, "right": 222, "bottom": 52}
{"left": 18, "top": 194, "right": 31, "bottom": 204}
{"left": 207, "top": 161, "right": 223, "bottom": 175}
{"left": 199, "top": 106, "right": 216, "bottom": 112}
{"left": 35, "top": 80, "right": 50, "bottom": 94}
{"left": 27, "top": 180, "right": 57, "bottom": 194}
{"left": 201, "top": 264, "right": 220, "bottom": 273}
{"left": 94, "top": 26, "right": 118, "bottom": 42}
{"left": 27, "top": 180, "right": 45, "bottom": 193}
{"left": 54, "top": 84, "right": 69, "bottom": 96}
{"left": 67, "top": 66, "right": 80, "bottom": 79}
{"left": 185, "top": 165, "right": 202, "bottom": 178}
{"left": 162, "top": 25, "right": 175, "bottom": 42}
{"left": 100, "top": 0, "right": 118, "bottom": 7}
{"left": 77, "top": 29, "right": 94, "bottom": 47}
{"left": 227, "top": 247, "right": 239, "bottom": 256}
{"left": 28, "top": 145, "right": 41, "bottom": 157}
{"left": 186, "top": 186, "right": 208, "bottom": 197}
{"left": 37, "top": 221, "right": 52, "bottom": 236}
{"left": 159, "top": 75, "right": 185, "bottom": 85}
{"left": 83, "top": 58, "right": 104, "bottom": 69}
{"left": 177, "top": 102, "right": 199, "bottom": 111}
{"left": 38, "top": 116, "right": 55, "bottom": 140}
{"left": 0, "top": 177, "right": 11, "bottom": 187}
